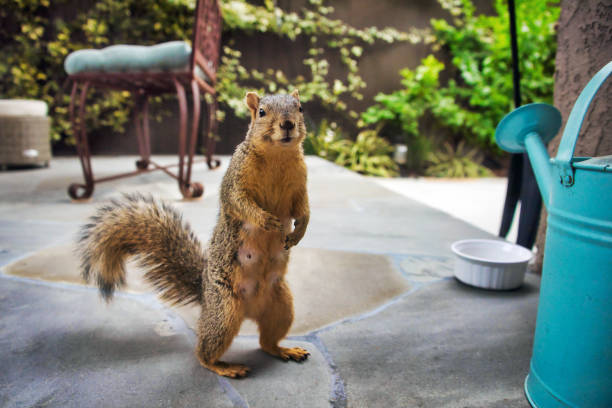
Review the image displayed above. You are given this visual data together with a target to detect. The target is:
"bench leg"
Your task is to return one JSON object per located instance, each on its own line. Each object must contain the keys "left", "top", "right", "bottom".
{"left": 174, "top": 78, "right": 203, "bottom": 199}
{"left": 205, "top": 94, "right": 221, "bottom": 170}
{"left": 68, "top": 80, "right": 95, "bottom": 200}
{"left": 134, "top": 92, "right": 151, "bottom": 170}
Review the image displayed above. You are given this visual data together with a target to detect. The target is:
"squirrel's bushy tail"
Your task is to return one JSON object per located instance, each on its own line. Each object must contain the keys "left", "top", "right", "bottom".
{"left": 78, "top": 193, "right": 205, "bottom": 305}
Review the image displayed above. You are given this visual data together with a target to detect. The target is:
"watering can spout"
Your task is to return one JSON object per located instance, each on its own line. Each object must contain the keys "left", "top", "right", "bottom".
{"left": 523, "top": 132, "right": 554, "bottom": 208}
{"left": 495, "top": 103, "right": 562, "bottom": 208}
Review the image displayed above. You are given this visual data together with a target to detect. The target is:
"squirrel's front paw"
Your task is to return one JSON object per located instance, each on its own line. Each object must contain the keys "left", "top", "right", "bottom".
{"left": 262, "top": 213, "right": 283, "bottom": 232}
{"left": 284, "top": 234, "right": 299, "bottom": 250}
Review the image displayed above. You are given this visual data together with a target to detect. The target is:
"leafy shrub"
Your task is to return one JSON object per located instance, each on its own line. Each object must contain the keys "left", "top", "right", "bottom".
{"left": 334, "top": 127, "right": 398, "bottom": 177}
{"left": 303, "top": 120, "right": 345, "bottom": 159}
{"left": 0, "top": 0, "right": 410, "bottom": 144}
{"left": 361, "top": 0, "right": 559, "bottom": 174}
{"left": 305, "top": 121, "right": 398, "bottom": 177}
{"left": 360, "top": 54, "right": 442, "bottom": 171}
{"left": 425, "top": 141, "right": 492, "bottom": 178}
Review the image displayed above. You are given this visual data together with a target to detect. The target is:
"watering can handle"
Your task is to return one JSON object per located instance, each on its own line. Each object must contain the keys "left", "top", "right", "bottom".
{"left": 555, "top": 61, "right": 612, "bottom": 179}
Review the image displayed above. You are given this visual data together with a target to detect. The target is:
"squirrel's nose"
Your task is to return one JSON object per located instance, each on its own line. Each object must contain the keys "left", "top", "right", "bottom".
{"left": 280, "top": 120, "right": 295, "bottom": 130}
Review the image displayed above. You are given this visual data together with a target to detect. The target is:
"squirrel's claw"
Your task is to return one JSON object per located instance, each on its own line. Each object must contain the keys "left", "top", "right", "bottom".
{"left": 284, "top": 234, "right": 297, "bottom": 250}
{"left": 261, "top": 345, "right": 310, "bottom": 362}
{"left": 201, "top": 361, "right": 251, "bottom": 378}
{"left": 262, "top": 213, "right": 283, "bottom": 232}
{"left": 279, "top": 347, "right": 310, "bottom": 362}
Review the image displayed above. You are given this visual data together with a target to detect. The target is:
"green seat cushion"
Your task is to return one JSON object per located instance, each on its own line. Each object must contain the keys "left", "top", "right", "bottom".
{"left": 64, "top": 41, "right": 192, "bottom": 75}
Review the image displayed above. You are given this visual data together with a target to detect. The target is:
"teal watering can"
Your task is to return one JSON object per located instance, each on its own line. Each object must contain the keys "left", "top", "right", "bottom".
{"left": 495, "top": 60, "right": 612, "bottom": 408}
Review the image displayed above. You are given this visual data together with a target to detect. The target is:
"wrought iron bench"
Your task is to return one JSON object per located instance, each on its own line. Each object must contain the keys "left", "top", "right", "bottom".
{"left": 64, "top": 0, "right": 221, "bottom": 200}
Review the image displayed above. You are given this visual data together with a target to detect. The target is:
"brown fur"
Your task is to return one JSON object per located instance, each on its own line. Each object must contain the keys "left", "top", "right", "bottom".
{"left": 78, "top": 90, "right": 310, "bottom": 378}
{"left": 78, "top": 194, "right": 205, "bottom": 305}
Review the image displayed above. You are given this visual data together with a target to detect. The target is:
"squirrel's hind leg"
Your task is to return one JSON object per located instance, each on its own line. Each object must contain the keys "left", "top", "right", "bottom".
{"left": 195, "top": 286, "right": 248, "bottom": 378}
{"left": 257, "top": 280, "right": 309, "bottom": 362}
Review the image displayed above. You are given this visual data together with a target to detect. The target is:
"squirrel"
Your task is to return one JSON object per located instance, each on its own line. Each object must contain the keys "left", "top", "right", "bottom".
{"left": 78, "top": 90, "right": 310, "bottom": 378}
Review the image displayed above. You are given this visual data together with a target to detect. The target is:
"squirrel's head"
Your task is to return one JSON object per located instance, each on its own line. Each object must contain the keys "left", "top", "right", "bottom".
{"left": 244, "top": 90, "right": 306, "bottom": 150}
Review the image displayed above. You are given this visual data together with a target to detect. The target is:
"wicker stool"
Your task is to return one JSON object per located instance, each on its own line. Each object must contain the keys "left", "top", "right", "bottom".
{"left": 0, "top": 100, "right": 51, "bottom": 168}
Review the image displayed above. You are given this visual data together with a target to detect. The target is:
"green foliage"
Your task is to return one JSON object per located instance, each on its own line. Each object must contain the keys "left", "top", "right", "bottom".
{"left": 215, "top": 0, "right": 411, "bottom": 118}
{"left": 361, "top": 54, "right": 443, "bottom": 170}
{"left": 305, "top": 121, "right": 398, "bottom": 177}
{"left": 334, "top": 127, "right": 398, "bottom": 177}
{"left": 361, "top": 0, "right": 559, "bottom": 175}
{"left": 0, "top": 0, "right": 193, "bottom": 142}
{"left": 303, "top": 120, "right": 345, "bottom": 159}
{"left": 425, "top": 141, "right": 492, "bottom": 178}
{"left": 0, "top": 0, "right": 410, "bottom": 144}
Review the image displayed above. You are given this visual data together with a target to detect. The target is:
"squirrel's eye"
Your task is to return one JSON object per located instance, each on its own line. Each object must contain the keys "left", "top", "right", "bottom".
{"left": 259, "top": 108, "right": 266, "bottom": 117}
{"left": 299, "top": 106, "right": 303, "bottom": 113}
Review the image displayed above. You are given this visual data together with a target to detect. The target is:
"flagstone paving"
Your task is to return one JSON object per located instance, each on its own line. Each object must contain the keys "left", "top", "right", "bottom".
{"left": 0, "top": 156, "right": 535, "bottom": 407}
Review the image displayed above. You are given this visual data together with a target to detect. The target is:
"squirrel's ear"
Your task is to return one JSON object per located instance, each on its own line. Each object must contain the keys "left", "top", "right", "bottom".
{"left": 291, "top": 89, "right": 300, "bottom": 101}
{"left": 245, "top": 92, "right": 260, "bottom": 113}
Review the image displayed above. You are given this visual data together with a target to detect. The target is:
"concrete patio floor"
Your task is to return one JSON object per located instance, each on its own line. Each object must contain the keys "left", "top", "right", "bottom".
{"left": 0, "top": 156, "right": 537, "bottom": 407}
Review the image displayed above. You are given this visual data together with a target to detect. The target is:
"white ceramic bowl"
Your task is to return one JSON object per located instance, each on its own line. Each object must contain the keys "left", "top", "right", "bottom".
{"left": 451, "top": 239, "right": 533, "bottom": 290}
